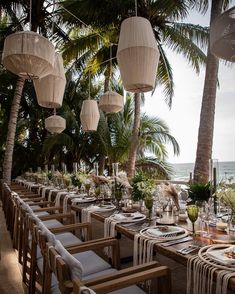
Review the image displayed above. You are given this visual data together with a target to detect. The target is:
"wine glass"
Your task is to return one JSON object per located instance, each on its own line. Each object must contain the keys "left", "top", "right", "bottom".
{"left": 187, "top": 205, "right": 199, "bottom": 234}
{"left": 144, "top": 195, "right": 154, "bottom": 221}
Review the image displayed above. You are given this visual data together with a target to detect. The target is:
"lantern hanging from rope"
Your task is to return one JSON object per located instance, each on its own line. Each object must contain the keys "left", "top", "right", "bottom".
{"left": 99, "top": 90, "right": 124, "bottom": 113}
{"left": 80, "top": 100, "right": 100, "bottom": 132}
{"left": 117, "top": 16, "right": 160, "bottom": 93}
{"left": 34, "top": 53, "right": 66, "bottom": 108}
{"left": 210, "top": 6, "right": 235, "bottom": 62}
{"left": 2, "top": 31, "right": 55, "bottom": 79}
{"left": 80, "top": 72, "right": 100, "bottom": 131}
{"left": 99, "top": 44, "right": 124, "bottom": 113}
{"left": 45, "top": 109, "right": 66, "bottom": 134}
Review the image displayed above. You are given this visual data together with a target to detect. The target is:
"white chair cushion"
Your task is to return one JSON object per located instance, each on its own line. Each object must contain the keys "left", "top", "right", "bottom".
{"left": 43, "top": 219, "right": 63, "bottom": 229}
{"left": 56, "top": 232, "right": 82, "bottom": 247}
{"left": 72, "top": 250, "right": 111, "bottom": 277}
{"left": 55, "top": 240, "right": 83, "bottom": 280}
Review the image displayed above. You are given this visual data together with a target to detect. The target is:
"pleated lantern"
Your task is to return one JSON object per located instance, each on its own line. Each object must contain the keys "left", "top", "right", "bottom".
{"left": 117, "top": 16, "right": 160, "bottom": 93}
{"left": 34, "top": 53, "right": 66, "bottom": 108}
{"left": 99, "top": 90, "right": 124, "bottom": 113}
{"left": 2, "top": 31, "right": 55, "bottom": 79}
{"left": 45, "top": 114, "right": 66, "bottom": 134}
{"left": 80, "top": 100, "right": 100, "bottom": 131}
{"left": 210, "top": 6, "right": 235, "bottom": 62}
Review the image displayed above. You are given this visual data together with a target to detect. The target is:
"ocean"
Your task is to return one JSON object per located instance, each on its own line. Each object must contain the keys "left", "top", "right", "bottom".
{"left": 171, "top": 161, "right": 235, "bottom": 183}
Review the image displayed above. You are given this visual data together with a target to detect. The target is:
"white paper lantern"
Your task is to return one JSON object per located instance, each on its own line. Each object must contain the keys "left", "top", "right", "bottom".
{"left": 45, "top": 114, "right": 66, "bottom": 134}
{"left": 99, "top": 91, "right": 124, "bottom": 113}
{"left": 80, "top": 100, "right": 100, "bottom": 132}
{"left": 210, "top": 6, "right": 235, "bottom": 62}
{"left": 117, "top": 16, "right": 160, "bottom": 93}
{"left": 2, "top": 31, "right": 55, "bottom": 79}
{"left": 34, "top": 53, "right": 66, "bottom": 108}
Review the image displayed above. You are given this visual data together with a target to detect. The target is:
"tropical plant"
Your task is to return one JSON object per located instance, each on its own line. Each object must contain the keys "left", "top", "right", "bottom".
{"left": 0, "top": 0, "right": 69, "bottom": 183}
{"left": 187, "top": 182, "right": 211, "bottom": 204}
{"left": 131, "top": 172, "right": 155, "bottom": 202}
{"left": 60, "top": 0, "right": 209, "bottom": 177}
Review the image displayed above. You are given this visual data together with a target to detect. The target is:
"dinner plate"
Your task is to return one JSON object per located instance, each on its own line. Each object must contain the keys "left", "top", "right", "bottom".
{"left": 112, "top": 212, "right": 146, "bottom": 223}
{"left": 206, "top": 245, "right": 235, "bottom": 267}
{"left": 139, "top": 225, "right": 188, "bottom": 240}
{"left": 71, "top": 197, "right": 96, "bottom": 203}
{"left": 145, "top": 226, "right": 185, "bottom": 238}
{"left": 88, "top": 204, "right": 116, "bottom": 212}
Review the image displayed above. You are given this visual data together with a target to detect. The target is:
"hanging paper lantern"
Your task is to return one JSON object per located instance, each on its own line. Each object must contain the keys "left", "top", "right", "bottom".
{"left": 2, "top": 31, "right": 55, "bottom": 79}
{"left": 80, "top": 100, "right": 100, "bottom": 132}
{"left": 99, "top": 90, "right": 124, "bottom": 113}
{"left": 210, "top": 6, "right": 235, "bottom": 62}
{"left": 34, "top": 53, "right": 66, "bottom": 108}
{"left": 117, "top": 16, "right": 160, "bottom": 93}
{"left": 45, "top": 114, "right": 66, "bottom": 134}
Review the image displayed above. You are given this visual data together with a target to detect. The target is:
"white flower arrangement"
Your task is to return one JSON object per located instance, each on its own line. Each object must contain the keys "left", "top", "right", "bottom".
{"left": 217, "top": 183, "right": 235, "bottom": 214}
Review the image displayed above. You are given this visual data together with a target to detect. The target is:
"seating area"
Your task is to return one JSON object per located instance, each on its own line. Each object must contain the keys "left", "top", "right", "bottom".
{"left": 0, "top": 181, "right": 171, "bottom": 294}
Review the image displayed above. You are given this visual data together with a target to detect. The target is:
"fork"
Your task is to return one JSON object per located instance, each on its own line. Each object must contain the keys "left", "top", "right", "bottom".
{"left": 177, "top": 245, "right": 199, "bottom": 255}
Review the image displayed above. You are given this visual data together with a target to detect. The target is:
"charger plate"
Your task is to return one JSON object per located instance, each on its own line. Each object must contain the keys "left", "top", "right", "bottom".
{"left": 87, "top": 204, "right": 116, "bottom": 212}
{"left": 71, "top": 197, "right": 96, "bottom": 203}
{"left": 139, "top": 225, "right": 188, "bottom": 241}
{"left": 110, "top": 212, "right": 146, "bottom": 223}
{"left": 198, "top": 244, "right": 235, "bottom": 270}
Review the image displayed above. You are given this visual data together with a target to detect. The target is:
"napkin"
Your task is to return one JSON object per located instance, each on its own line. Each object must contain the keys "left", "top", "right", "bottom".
{"left": 113, "top": 214, "right": 127, "bottom": 221}
{"left": 207, "top": 247, "right": 235, "bottom": 266}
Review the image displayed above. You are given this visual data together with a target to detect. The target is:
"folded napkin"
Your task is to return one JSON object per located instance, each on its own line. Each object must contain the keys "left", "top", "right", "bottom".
{"left": 207, "top": 247, "right": 235, "bottom": 266}
{"left": 113, "top": 214, "right": 127, "bottom": 221}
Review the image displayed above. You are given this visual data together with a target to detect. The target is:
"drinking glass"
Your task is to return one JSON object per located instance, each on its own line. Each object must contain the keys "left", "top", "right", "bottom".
{"left": 187, "top": 205, "right": 199, "bottom": 234}
{"left": 144, "top": 195, "right": 154, "bottom": 220}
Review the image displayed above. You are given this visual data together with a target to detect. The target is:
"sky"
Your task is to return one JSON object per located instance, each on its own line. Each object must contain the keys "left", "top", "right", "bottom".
{"left": 142, "top": 4, "right": 235, "bottom": 164}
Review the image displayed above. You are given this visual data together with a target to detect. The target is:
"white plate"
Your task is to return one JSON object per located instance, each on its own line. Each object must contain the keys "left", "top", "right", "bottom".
{"left": 88, "top": 204, "right": 116, "bottom": 212}
{"left": 145, "top": 226, "right": 185, "bottom": 238}
{"left": 206, "top": 246, "right": 235, "bottom": 267}
{"left": 71, "top": 197, "right": 96, "bottom": 203}
{"left": 112, "top": 212, "right": 146, "bottom": 223}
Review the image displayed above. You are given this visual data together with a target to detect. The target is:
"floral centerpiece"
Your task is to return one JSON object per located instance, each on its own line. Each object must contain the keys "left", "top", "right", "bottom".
{"left": 131, "top": 173, "right": 155, "bottom": 219}
{"left": 63, "top": 173, "right": 72, "bottom": 189}
{"left": 217, "top": 182, "right": 235, "bottom": 230}
{"left": 160, "top": 182, "right": 180, "bottom": 211}
{"left": 112, "top": 171, "right": 131, "bottom": 205}
{"left": 71, "top": 172, "right": 83, "bottom": 189}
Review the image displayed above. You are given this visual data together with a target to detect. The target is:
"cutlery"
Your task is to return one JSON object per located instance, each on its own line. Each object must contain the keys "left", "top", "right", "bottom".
{"left": 162, "top": 236, "right": 193, "bottom": 247}
{"left": 177, "top": 245, "right": 199, "bottom": 255}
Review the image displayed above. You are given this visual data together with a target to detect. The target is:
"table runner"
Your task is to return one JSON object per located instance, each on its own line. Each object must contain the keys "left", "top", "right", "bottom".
{"left": 187, "top": 246, "right": 235, "bottom": 294}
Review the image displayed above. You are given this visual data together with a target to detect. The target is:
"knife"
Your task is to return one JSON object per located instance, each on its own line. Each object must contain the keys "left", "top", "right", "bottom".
{"left": 161, "top": 236, "right": 193, "bottom": 247}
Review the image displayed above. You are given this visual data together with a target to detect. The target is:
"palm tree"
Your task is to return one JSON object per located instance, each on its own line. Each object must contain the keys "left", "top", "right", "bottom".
{"left": 60, "top": 0, "right": 209, "bottom": 178}
{"left": 97, "top": 95, "right": 179, "bottom": 177}
{"left": 0, "top": 0, "right": 68, "bottom": 183}
{"left": 193, "top": 0, "right": 232, "bottom": 183}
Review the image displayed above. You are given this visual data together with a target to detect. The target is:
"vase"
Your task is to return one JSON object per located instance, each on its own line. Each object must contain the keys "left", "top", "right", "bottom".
{"left": 229, "top": 213, "right": 235, "bottom": 232}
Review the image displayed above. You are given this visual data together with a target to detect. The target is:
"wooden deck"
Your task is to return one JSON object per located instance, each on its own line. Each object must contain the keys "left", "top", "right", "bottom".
{"left": 0, "top": 201, "right": 25, "bottom": 294}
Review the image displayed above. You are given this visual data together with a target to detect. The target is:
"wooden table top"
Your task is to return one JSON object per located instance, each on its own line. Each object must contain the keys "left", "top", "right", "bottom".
{"left": 71, "top": 204, "right": 235, "bottom": 290}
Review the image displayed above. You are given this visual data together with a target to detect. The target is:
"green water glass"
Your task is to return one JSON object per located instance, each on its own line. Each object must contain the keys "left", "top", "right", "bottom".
{"left": 187, "top": 205, "right": 199, "bottom": 234}
{"left": 144, "top": 195, "right": 154, "bottom": 220}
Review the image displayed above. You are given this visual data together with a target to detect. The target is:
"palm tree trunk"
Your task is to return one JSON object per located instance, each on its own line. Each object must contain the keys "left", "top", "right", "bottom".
{"left": 3, "top": 77, "right": 25, "bottom": 184}
{"left": 127, "top": 93, "right": 141, "bottom": 178}
{"left": 193, "top": 0, "right": 223, "bottom": 183}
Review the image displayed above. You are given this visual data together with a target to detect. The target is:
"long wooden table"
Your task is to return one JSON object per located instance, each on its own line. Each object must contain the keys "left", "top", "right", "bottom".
{"left": 71, "top": 204, "right": 235, "bottom": 291}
